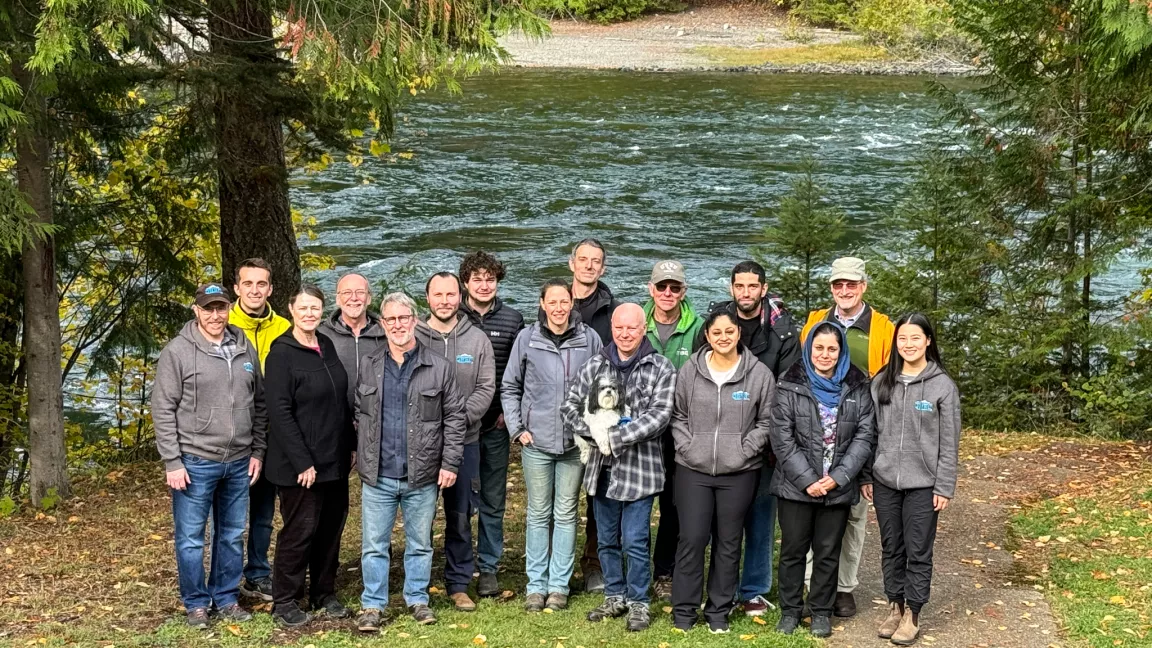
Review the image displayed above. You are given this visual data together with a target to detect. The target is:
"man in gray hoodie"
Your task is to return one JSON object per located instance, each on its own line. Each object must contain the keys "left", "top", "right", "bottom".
{"left": 152, "top": 283, "right": 269, "bottom": 629}
{"left": 319, "top": 273, "right": 387, "bottom": 404}
{"left": 415, "top": 272, "right": 496, "bottom": 611}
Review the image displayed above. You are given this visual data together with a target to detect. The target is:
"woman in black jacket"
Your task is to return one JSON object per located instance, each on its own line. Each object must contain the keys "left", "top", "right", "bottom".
{"left": 265, "top": 284, "right": 354, "bottom": 627}
{"left": 770, "top": 321, "right": 874, "bottom": 638}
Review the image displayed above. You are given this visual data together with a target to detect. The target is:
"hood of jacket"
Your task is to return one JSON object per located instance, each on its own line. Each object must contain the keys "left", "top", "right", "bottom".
{"left": 323, "top": 308, "right": 386, "bottom": 339}
{"left": 643, "top": 298, "right": 701, "bottom": 334}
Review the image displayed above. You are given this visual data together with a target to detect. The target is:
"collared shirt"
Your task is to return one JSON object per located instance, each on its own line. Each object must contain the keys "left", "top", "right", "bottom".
{"left": 207, "top": 328, "right": 238, "bottom": 362}
{"left": 379, "top": 347, "right": 418, "bottom": 480}
{"left": 834, "top": 302, "right": 869, "bottom": 330}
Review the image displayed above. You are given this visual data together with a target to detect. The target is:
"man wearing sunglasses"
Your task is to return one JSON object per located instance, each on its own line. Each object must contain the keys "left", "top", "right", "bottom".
{"left": 799, "top": 256, "right": 895, "bottom": 619}
{"left": 643, "top": 260, "right": 704, "bottom": 600}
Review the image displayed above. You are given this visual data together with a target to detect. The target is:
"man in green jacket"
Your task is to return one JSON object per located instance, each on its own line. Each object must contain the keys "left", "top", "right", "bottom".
{"left": 643, "top": 260, "right": 704, "bottom": 599}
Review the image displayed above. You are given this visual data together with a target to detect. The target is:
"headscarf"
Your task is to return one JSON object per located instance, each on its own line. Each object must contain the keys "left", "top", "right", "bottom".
{"left": 802, "top": 321, "right": 851, "bottom": 409}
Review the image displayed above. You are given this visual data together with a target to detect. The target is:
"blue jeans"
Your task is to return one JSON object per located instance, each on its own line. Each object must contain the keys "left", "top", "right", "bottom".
{"left": 443, "top": 443, "right": 480, "bottom": 594}
{"left": 740, "top": 462, "right": 777, "bottom": 601}
{"left": 172, "top": 454, "right": 250, "bottom": 611}
{"left": 477, "top": 425, "right": 510, "bottom": 574}
{"left": 593, "top": 486, "right": 656, "bottom": 605}
{"left": 521, "top": 445, "right": 583, "bottom": 596}
{"left": 244, "top": 474, "right": 276, "bottom": 582}
{"left": 360, "top": 478, "right": 438, "bottom": 610}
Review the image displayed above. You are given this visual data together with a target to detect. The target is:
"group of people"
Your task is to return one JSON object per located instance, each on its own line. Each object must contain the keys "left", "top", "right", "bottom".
{"left": 152, "top": 241, "right": 961, "bottom": 646}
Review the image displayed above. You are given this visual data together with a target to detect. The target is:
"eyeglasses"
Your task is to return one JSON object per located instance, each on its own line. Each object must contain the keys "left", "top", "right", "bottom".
{"left": 199, "top": 304, "right": 230, "bottom": 314}
{"left": 654, "top": 282, "right": 684, "bottom": 295}
{"left": 831, "top": 280, "right": 862, "bottom": 290}
{"left": 338, "top": 290, "right": 369, "bottom": 299}
{"left": 382, "top": 315, "right": 415, "bottom": 326}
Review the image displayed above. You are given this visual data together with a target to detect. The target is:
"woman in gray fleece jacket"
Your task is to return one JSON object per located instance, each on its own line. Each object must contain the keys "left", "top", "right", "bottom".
{"left": 860, "top": 313, "right": 961, "bottom": 646}
{"left": 669, "top": 311, "right": 775, "bottom": 633}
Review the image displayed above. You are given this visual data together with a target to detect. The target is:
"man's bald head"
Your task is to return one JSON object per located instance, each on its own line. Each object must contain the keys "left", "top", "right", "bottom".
{"left": 335, "top": 273, "right": 372, "bottom": 323}
{"left": 611, "top": 303, "right": 646, "bottom": 359}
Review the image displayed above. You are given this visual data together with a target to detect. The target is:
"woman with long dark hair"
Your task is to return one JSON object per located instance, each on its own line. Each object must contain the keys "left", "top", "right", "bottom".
{"left": 770, "top": 321, "right": 874, "bottom": 638}
{"left": 860, "top": 313, "right": 960, "bottom": 646}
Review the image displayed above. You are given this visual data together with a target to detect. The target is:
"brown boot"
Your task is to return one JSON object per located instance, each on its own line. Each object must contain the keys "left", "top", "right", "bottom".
{"left": 450, "top": 592, "right": 477, "bottom": 612}
{"left": 890, "top": 609, "right": 919, "bottom": 646}
{"left": 878, "top": 602, "right": 904, "bottom": 639}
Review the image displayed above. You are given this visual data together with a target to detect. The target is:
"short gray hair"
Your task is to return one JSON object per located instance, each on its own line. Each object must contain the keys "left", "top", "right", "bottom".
{"left": 379, "top": 291, "right": 417, "bottom": 316}
{"left": 569, "top": 237, "right": 606, "bottom": 261}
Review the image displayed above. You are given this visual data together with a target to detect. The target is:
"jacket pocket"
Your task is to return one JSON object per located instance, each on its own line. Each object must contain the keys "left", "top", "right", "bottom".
{"left": 195, "top": 409, "right": 216, "bottom": 434}
{"left": 357, "top": 384, "right": 378, "bottom": 414}
{"left": 420, "top": 389, "right": 443, "bottom": 421}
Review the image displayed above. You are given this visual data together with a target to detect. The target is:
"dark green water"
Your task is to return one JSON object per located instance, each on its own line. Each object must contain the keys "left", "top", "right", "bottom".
{"left": 292, "top": 69, "right": 953, "bottom": 309}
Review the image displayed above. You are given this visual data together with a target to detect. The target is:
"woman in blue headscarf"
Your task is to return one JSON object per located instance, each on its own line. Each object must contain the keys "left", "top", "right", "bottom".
{"left": 768, "top": 321, "right": 875, "bottom": 639}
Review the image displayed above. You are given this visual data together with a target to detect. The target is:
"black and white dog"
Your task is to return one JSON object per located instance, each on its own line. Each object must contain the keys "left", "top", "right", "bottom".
{"left": 577, "top": 366, "right": 628, "bottom": 464}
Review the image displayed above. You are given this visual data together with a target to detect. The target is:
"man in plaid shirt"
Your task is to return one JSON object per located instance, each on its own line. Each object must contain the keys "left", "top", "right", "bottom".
{"left": 562, "top": 303, "right": 676, "bottom": 632}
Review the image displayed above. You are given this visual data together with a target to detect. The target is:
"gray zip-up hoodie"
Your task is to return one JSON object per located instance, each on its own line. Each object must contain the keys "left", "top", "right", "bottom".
{"left": 152, "top": 321, "right": 269, "bottom": 472}
{"left": 415, "top": 316, "right": 496, "bottom": 444}
{"left": 318, "top": 309, "right": 387, "bottom": 403}
{"left": 862, "top": 362, "right": 961, "bottom": 498}
{"left": 671, "top": 347, "right": 776, "bottom": 476}
{"left": 501, "top": 321, "right": 602, "bottom": 455}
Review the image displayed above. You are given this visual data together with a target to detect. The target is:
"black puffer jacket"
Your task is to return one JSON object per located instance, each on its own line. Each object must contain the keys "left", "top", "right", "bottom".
{"left": 461, "top": 297, "right": 525, "bottom": 429}
{"left": 573, "top": 281, "right": 620, "bottom": 345}
{"left": 263, "top": 331, "right": 354, "bottom": 487}
{"left": 768, "top": 362, "right": 874, "bottom": 507}
{"left": 702, "top": 296, "right": 801, "bottom": 379}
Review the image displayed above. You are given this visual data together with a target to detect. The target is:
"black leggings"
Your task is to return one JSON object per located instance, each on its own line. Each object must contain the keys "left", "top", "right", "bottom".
{"left": 776, "top": 499, "right": 850, "bottom": 617}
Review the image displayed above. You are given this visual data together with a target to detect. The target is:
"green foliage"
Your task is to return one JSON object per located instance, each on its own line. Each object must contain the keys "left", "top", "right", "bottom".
{"left": 783, "top": 0, "right": 960, "bottom": 50}
{"left": 528, "top": 0, "right": 683, "bottom": 24}
{"left": 787, "top": 0, "right": 856, "bottom": 28}
{"left": 0, "top": 495, "right": 15, "bottom": 518}
{"left": 755, "top": 157, "right": 846, "bottom": 315}
{"left": 38, "top": 487, "right": 59, "bottom": 511}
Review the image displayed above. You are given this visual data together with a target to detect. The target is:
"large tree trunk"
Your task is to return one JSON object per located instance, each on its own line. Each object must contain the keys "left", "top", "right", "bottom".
{"left": 209, "top": 0, "right": 300, "bottom": 315}
{"left": 13, "top": 60, "right": 71, "bottom": 506}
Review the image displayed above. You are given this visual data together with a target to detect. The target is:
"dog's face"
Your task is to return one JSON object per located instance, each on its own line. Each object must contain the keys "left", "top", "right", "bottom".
{"left": 588, "top": 369, "right": 624, "bottom": 415}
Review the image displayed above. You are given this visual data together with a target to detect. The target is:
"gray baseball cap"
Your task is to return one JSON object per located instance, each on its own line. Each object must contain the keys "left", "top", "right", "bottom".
{"left": 829, "top": 257, "right": 867, "bottom": 282}
{"left": 194, "top": 283, "right": 231, "bottom": 308}
{"left": 650, "top": 260, "right": 686, "bottom": 285}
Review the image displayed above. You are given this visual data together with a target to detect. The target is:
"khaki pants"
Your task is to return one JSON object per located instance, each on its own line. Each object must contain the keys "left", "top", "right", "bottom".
{"left": 804, "top": 498, "right": 868, "bottom": 592}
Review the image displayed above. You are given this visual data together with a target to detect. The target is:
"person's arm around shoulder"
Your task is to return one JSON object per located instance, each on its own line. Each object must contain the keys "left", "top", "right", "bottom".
{"left": 608, "top": 357, "right": 676, "bottom": 454}
{"left": 829, "top": 381, "right": 875, "bottom": 492}
{"left": 152, "top": 345, "right": 189, "bottom": 489}
{"left": 501, "top": 329, "right": 529, "bottom": 443}
{"left": 465, "top": 335, "right": 497, "bottom": 429}
{"left": 741, "top": 366, "right": 776, "bottom": 460}
{"left": 439, "top": 364, "right": 466, "bottom": 487}
{"left": 670, "top": 362, "right": 693, "bottom": 456}
{"left": 934, "top": 378, "right": 962, "bottom": 509}
{"left": 769, "top": 386, "right": 823, "bottom": 494}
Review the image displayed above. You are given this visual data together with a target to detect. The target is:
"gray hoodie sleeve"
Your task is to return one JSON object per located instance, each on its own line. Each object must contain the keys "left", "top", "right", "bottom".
{"left": 670, "top": 363, "right": 693, "bottom": 457}
{"left": 741, "top": 368, "right": 776, "bottom": 461}
{"left": 466, "top": 336, "right": 496, "bottom": 429}
{"left": 830, "top": 385, "right": 875, "bottom": 490}
{"left": 935, "top": 380, "right": 962, "bottom": 499}
{"left": 151, "top": 344, "right": 186, "bottom": 473}
{"left": 440, "top": 366, "right": 467, "bottom": 474}
{"left": 500, "top": 330, "right": 528, "bottom": 440}
{"left": 249, "top": 347, "right": 269, "bottom": 461}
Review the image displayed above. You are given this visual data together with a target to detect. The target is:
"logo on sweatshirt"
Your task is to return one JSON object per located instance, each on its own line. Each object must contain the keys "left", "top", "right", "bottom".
{"left": 456, "top": 354, "right": 474, "bottom": 364}
{"left": 243, "top": 362, "right": 254, "bottom": 373}
{"left": 732, "top": 391, "right": 750, "bottom": 401}
{"left": 678, "top": 348, "right": 690, "bottom": 357}
{"left": 914, "top": 400, "right": 934, "bottom": 412}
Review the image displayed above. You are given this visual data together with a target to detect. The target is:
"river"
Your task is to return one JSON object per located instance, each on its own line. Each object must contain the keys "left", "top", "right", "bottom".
{"left": 291, "top": 69, "right": 956, "bottom": 310}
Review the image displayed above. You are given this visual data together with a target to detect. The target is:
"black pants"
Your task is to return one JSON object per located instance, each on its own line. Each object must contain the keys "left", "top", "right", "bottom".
{"left": 874, "top": 483, "right": 939, "bottom": 613}
{"left": 777, "top": 499, "right": 850, "bottom": 617}
{"left": 671, "top": 466, "right": 758, "bottom": 627}
{"left": 271, "top": 480, "right": 349, "bottom": 608}
{"left": 443, "top": 442, "right": 481, "bottom": 594}
{"left": 652, "top": 433, "right": 680, "bottom": 579}
{"left": 582, "top": 493, "right": 601, "bottom": 572}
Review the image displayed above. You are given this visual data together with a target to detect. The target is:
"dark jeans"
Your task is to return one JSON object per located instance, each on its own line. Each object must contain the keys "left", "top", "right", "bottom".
{"left": 739, "top": 462, "right": 777, "bottom": 601}
{"left": 777, "top": 499, "right": 850, "bottom": 618}
{"left": 272, "top": 480, "right": 349, "bottom": 608}
{"left": 245, "top": 474, "right": 276, "bottom": 582}
{"left": 671, "top": 467, "right": 758, "bottom": 627}
{"left": 443, "top": 442, "right": 481, "bottom": 594}
{"left": 172, "top": 454, "right": 250, "bottom": 610}
{"left": 582, "top": 494, "right": 601, "bottom": 572}
{"left": 477, "top": 426, "right": 510, "bottom": 574}
{"left": 652, "top": 433, "right": 679, "bottom": 580}
{"left": 874, "top": 483, "right": 940, "bottom": 614}
{"left": 593, "top": 484, "right": 655, "bottom": 604}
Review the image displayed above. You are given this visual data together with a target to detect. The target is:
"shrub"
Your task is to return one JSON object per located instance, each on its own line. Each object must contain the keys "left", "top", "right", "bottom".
{"left": 530, "top": 0, "right": 685, "bottom": 24}
{"left": 852, "top": 0, "right": 958, "bottom": 49}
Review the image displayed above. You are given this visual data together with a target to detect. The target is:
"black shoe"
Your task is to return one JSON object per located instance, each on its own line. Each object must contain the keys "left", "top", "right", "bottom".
{"left": 213, "top": 603, "right": 252, "bottom": 622}
{"left": 584, "top": 569, "right": 605, "bottom": 593}
{"left": 625, "top": 602, "right": 650, "bottom": 632}
{"left": 186, "top": 607, "right": 210, "bottom": 629}
{"left": 273, "top": 602, "right": 311, "bottom": 627}
{"left": 478, "top": 572, "right": 500, "bottom": 598}
{"left": 586, "top": 596, "right": 627, "bottom": 622}
{"left": 834, "top": 591, "right": 857, "bottom": 618}
{"left": 410, "top": 604, "right": 437, "bottom": 625}
{"left": 776, "top": 615, "right": 801, "bottom": 635}
{"left": 356, "top": 608, "right": 382, "bottom": 633}
{"left": 311, "top": 594, "right": 350, "bottom": 619}
{"left": 240, "top": 577, "right": 273, "bottom": 602}
{"left": 811, "top": 614, "right": 833, "bottom": 638}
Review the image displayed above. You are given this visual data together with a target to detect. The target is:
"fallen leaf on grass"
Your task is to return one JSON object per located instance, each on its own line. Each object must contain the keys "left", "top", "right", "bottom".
{"left": 662, "top": 606, "right": 672, "bottom": 613}
{"left": 473, "top": 635, "right": 486, "bottom": 645}
{"left": 1110, "top": 595, "right": 1126, "bottom": 605}
{"left": 543, "top": 608, "right": 554, "bottom": 614}
{"left": 753, "top": 616, "right": 767, "bottom": 625}
{"left": 398, "top": 632, "right": 411, "bottom": 638}
{"left": 658, "top": 643, "right": 670, "bottom": 648}
{"left": 498, "top": 590, "right": 516, "bottom": 601}
{"left": 226, "top": 625, "right": 242, "bottom": 637}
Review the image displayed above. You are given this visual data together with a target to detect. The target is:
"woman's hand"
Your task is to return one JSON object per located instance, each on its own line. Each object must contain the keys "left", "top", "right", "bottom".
{"left": 817, "top": 476, "right": 838, "bottom": 492}
{"left": 933, "top": 494, "right": 950, "bottom": 511}
{"left": 297, "top": 466, "right": 317, "bottom": 489}
{"left": 861, "top": 484, "right": 873, "bottom": 502}
{"left": 519, "top": 431, "right": 533, "bottom": 446}
{"left": 806, "top": 481, "right": 828, "bottom": 498}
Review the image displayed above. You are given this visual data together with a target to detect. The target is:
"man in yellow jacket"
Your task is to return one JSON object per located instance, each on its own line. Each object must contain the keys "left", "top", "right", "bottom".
{"left": 228, "top": 257, "right": 291, "bottom": 602}
{"left": 799, "top": 256, "right": 894, "bottom": 619}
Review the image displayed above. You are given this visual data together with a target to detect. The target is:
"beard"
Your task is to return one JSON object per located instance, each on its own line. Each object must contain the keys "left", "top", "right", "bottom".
{"left": 431, "top": 307, "right": 458, "bottom": 325}
{"left": 735, "top": 299, "right": 760, "bottom": 316}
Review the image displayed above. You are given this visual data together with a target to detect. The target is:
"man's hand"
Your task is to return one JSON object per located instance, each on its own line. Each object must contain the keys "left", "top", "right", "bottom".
{"left": 861, "top": 483, "right": 873, "bottom": 502}
{"left": 933, "top": 494, "right": 950, "bottom": 512}
{"left": 438, "top": 469, "right": 458, "bottom": 488}
{"left": 496, "top": 414, "right": 506, "bottom": 430}
{"left": 166, "top": 468, "right": 191, "bottom": 491}
{"left": 248, "top": 458, "right": 263, "bottom": 485}
{"left": 298, "top": 466, "right": 317, "bottom": 488}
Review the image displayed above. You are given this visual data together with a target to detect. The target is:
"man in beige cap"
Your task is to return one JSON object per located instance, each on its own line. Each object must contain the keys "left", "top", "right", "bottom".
{"left": 642, "top": 260, "right": 704, "bottom": 598}
{"left": 800, "top": 256, "right": 895, "bottom": 618}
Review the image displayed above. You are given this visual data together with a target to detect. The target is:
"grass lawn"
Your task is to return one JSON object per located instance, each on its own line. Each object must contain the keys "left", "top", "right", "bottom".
{"left": 694, "top": 43, "right": 890, "bottom": 67}
{"left": 0, "top": 452, "right": 816, "bottom": 648}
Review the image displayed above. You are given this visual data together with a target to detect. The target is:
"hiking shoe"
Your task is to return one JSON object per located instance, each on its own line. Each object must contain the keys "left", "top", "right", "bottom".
{"left": 478, "top": 572, "right": 500, "bottom": 598}
{"left": 273, "top": 602, "right": 311, "bottom": 627}
{"left": 810, "top": 614, "right": 833, "bottom": 638}
{"left": 625, "top": 602, "right": 650, "bottom": 632}
{"left": 524, "top": 593, "right": 546, "bottom": 613}
{"left": 450, "top": 592, "right": 477, "bottom": 612}
{"left": 311, "top": 594, "right": 350, "bottom": 619}
{"left": 891, "top": 609, "right": 920, "bottom": 646}
{"left": 708, "top": 621, "right": 730, "bottom": 634}
{"left": 834, "top": 591, "right": 857, "bottom": 618}
{"left": 776, "top": 615, "right": 801, "bottom": 635}
{"left": 743, "top": 594, "right": 774, "bottom": 616}
{"left": 186, "top": 607, "right": 210, "bottom": 629}
{"left": 584, "top": 569, "right": 605, "bottom": 593}
{"left": 410, "top": 604, "right": 437, "bottom": 625}
{"left": 878, "top": 601, "right": 904, "bottom": 639}
{"left": 586, "top": 596, "right": 627, "bottom": 622}
{"left": 214, "top": 603, "right": 252, "bottom": 622}
{"left": 545, "top": 593, "right": 568, "bottom": 611}
{"left": 652, "top": 575, "right": 673, "bottom": 600}
{"left": 240, "top": 577, "right": 273, "bottom": 602}
{"left": 356, "top": 608, "right": 382, "bottom": 633}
